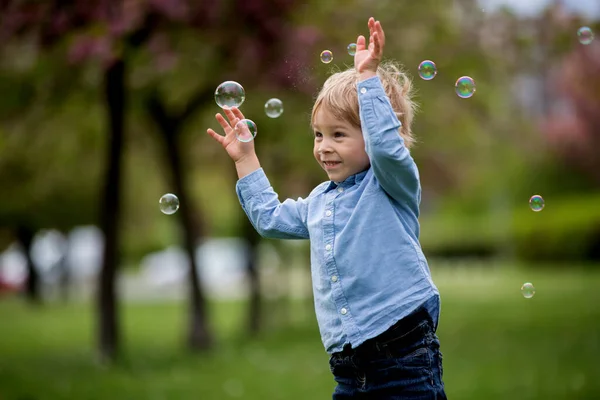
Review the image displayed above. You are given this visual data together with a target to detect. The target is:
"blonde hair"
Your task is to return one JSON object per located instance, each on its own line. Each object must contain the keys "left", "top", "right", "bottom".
{"left": 311, "top": 61, "right": 417, "bottom": 148}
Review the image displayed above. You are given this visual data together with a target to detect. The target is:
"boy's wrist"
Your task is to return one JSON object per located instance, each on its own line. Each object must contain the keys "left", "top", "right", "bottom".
{"left": 235, "top": 153, "right": 261, "bottom": 179}
{"left": 358, "top": 70, "right": 377, "bottom": 81}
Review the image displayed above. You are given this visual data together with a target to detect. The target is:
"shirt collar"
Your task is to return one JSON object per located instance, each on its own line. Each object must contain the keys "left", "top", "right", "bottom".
{"left": 325, "top": 168, "right": 369, "bottom": 192}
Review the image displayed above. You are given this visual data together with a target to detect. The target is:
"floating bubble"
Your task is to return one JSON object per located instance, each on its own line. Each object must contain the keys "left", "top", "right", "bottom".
{"left": 347, "top": 43, "right": 357, "bottom": 56}
{"left": 418, "top": 60, "right": 437, "bottom": 81}
{"left": 521, "top": 282, "right": 535, "bottom": 299}
{"left": 577, "top": 26, "right": 594, "bottom": 45}
{"left": 159, "top": 193, "right": 179, "bottom": 215}
{"left": 455, "top": 76, "right": 476, "bottom": 98}
{"left": 529, "top": 195, "right": 545, "bottom": 212}
{"left": 264, "top": 98, "right": 284, "bottom": 118}
{"left": 320, "top": 50, "right": 333, "bottom": 64}
{"left": 235, "top": 119, "right": 257, "bottom": 143}
{"left": 214, "top": 81, "right": 245, "bottom": 109}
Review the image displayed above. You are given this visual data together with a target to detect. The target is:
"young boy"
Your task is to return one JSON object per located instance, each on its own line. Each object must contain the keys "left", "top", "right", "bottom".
{"left": 207, "top": 17, "right": 446, "bottom": 399}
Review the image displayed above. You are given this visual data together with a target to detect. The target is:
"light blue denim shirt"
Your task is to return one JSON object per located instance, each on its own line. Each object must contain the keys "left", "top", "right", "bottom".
{"left": 236, "top": 76, "right": 440, "bottom": 354}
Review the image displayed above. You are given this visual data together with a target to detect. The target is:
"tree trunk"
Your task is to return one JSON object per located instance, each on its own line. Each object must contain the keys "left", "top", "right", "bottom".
{"left": 16, "top": 225, "right": 40, "bottom": 304}
{"left": 58, "top": 252, "right": 70, "bottom": 302}
{"left": 97, "top": 58, "right": 126, "bottom": 363}
{"left": 242, "top": 214, "right": 262, "bottom": 336}
{"left": 163, "top": 130, "right": 213, "bottom": 351}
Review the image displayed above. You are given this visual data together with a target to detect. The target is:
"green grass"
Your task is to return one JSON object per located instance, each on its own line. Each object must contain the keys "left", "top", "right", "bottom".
{"left": 1, "top": 263, "right": 599, "bottom": 399}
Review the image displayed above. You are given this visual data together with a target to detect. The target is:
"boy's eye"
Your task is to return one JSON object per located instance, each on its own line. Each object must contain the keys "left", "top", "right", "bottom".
{"left": 334, "top": 132, "right": 345, "bottom": 138}
{"left": 314, "top": 132, "right": 322, "bottom": 138}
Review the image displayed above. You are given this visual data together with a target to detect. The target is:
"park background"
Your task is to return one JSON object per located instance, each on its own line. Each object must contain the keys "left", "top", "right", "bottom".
{"left": 1, "top": 0, "right": 599, "bottom": 399}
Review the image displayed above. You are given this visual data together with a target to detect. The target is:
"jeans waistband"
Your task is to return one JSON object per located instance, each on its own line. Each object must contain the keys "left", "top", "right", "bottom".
{"left": 334, "top": 307, "right": 432, "bottom": 358}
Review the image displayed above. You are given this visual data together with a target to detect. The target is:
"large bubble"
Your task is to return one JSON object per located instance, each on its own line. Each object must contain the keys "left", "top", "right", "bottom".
{"left": 264, "top": 98, "right": 284, "bottom": 118}
{"left": 235, "top": 119, "right": 257, "bottom": 143}
{"left": 215, "top": 81, "right": 245, "bottom": 109}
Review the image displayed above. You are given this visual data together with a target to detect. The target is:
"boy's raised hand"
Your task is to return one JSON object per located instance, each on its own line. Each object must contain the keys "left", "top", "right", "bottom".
{"left": 206, "top": 107, "right": 256, "bottom": 163}
{"left": 355, "top": 17, "right": 385, "bottom": 78}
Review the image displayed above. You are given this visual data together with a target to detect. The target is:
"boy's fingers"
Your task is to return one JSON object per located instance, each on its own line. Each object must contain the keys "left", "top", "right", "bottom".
{"left": 232, "top": 107, "right": 245, "bottom": 121}
{"left": 375, "top": 20, "right": 385, "bottom": 47}
{"left": 373, "top": 32, "right": 381, "bottom": 56}
{"left": 356, "top": 35, "right": 367, "bottom": 51}
{"left": 206, "top": 128, "right": 224, "bottom": 144}
{"left": 224, "top": 108, "right": 236, "bottom": 123}
{"left": 215, "top": 113, "right": 232, "bottom": 131}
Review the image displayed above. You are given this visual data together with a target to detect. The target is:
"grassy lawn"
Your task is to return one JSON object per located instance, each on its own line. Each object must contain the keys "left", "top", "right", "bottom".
{"left": 0, "top": 262, "right": 599, "bottom": 399}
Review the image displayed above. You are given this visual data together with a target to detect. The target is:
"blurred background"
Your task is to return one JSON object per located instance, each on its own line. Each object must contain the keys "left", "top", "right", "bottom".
{"left": 0, "top": 0, "right": 599, "bottom": 399}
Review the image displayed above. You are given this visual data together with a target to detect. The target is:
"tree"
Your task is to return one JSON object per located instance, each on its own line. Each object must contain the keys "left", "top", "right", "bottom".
{"left": 0, "top": 40, "right": 104, "bottom": 303}
{"left": 1, "top": 0, "right": 322, "bottom": 360}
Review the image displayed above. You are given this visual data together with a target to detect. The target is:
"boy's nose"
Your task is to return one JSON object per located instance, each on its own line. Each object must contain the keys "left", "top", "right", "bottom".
{"left": 318, "top": 144, "right": 333, "bottom": 153}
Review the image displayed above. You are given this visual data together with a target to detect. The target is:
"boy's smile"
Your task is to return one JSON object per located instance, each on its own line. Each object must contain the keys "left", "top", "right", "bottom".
{"left": 312, "top": 105, "right": 371, "bottom": 182}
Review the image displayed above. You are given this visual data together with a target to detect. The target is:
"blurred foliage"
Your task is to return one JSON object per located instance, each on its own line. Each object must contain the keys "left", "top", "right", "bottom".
{"left": 0, "top": 0, "right": 599, "bottom": 263}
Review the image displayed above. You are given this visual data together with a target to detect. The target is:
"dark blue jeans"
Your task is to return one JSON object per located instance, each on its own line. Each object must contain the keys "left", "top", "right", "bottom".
{"left": 329, "top": 309, "right": 447, "bottom": 399}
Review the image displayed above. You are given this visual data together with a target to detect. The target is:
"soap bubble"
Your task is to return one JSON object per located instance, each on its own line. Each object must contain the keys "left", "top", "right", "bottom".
{"left": 320, "top": 50, "right": 333, "bottom": 64}
{"left": 347, "top": 43, "right": 357, "bottom": 56}
{"left": 577, "top": 26, "right": 594, "bottom": 45}
{"left": 159, "top": 193, "right": 179, "bottom": 215}
{"left": 529, "top": 195, "right": 545, "bottom": 212}
{"left": 215, "top": 81, "right": 245, "bottom": 109}
{"left": 264, "top": 98, "right": 284, "bottom": 118}
{"left": 455, "top": 76, "right": 476, "bottom": 99}
{"left": 521, "top": 282, "right": 535, "bottom": 299}
{"left": 235, "top": 119, "right": 257, "bottom": 143}
{"left": 418, "top": 60, "right": 437, "bottom": 81}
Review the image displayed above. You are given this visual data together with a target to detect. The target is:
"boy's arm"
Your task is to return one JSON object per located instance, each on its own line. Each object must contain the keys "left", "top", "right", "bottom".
{"left": 358, "top": 76, "right": 420, "bottom": 211}
{"left": 236, "top": 168, "right": 310, "bottom": 240}
{"left": 206, "top": 107, "right": 310, "bottom": 239}
{"left": 354, "top": 18, "right": 420, "bottom": 212}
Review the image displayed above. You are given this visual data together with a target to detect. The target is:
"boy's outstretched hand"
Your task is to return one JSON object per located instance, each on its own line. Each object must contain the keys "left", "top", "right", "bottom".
{"left": 355, "top": 17, "right": 385, "bottom": 80}
{"left": 206, "top": 107, "right": 256, "bottom": 164}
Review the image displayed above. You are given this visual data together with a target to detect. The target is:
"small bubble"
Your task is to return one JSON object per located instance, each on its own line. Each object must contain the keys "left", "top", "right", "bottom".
{"left": 320, "top": 50, "right": 333, "bottom": 64}
{"left": 529, "top": 195, "right": 545, "bottom": 212}
{"left": 264, "top": 98, "right": 284, "bottom": 118}
{"left": 235, "top": 119, "right": 257, "bottom": 143}
{"left": 577, "top": 26, "right": 594, "bottom": 45}
{"left": 214, "top": 81, "right": 245, "bottom": 109}
{"left": 455, "top": 76, "right": 476, "bottom": 98}
{"left": 347, "top": 43, "right": 357, "bottom": 56}
{"left": 418, "top": 60, "right": 437, "bottom": 81}
{"left": 521, "top": 282, "right": 535, "bottom": 299}
{"left": 159, "top": 193, "right": 179, "bottom": 215}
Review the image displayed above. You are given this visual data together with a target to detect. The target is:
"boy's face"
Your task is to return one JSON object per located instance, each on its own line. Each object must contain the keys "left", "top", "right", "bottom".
{"left": 312, "top": 105, "right": 370, "bottom": 182}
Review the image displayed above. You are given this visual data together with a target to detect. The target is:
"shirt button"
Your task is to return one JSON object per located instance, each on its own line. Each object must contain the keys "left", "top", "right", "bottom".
{"left": 337, "top": 187, "right": 344, "bottom": 193}
{"left": 325, "top": 244, "right": 332, "bottom": 251}
{"left": 360, "top": 87, "right": 367, "bottom": 94}
{"left": 331, "top": 275, "right": 338, "bottom": 282}
{"left": 325, "top": 210, "right": 332, "bottom": 217}
{"left": 340, "top": 308, "right": 348, "bottom": 315}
